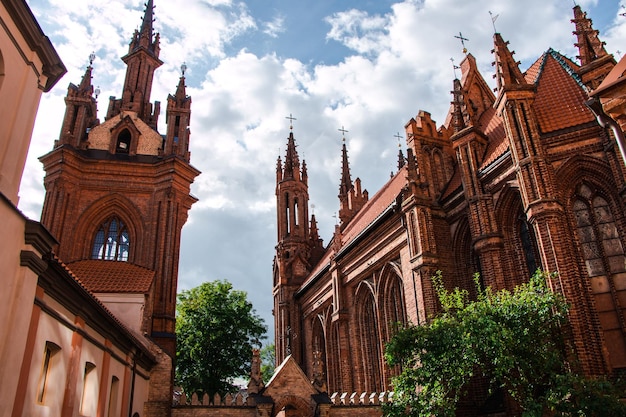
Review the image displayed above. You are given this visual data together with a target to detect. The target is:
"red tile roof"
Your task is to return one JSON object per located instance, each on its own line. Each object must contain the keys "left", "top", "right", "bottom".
{"left": 67, "top": 260, "right": 155, "bottom": 293}
{"left": 478, "top": 107, "right": 508, "bottom": 170}
{"left": 340, "top": 166, "right": 407, "bottom": 246}
{"left": 47, "top": 255, "right": 157, "bottom": 363}
{"left": 303, "top": 167, "right": 407, "bottom": 284}
{"left": 534, "top": 51, "right": 595, "bottom": 133}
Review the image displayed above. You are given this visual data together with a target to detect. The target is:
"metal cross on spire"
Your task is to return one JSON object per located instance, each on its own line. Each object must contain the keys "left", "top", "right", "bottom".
{"left": 286, "top": 113, "right": 297, "bottom": 130}
{"left": 338, "top": 126, "right": 349, "bottom": 141}
{"left": 454, "top": 32, "right": 469, "bottom": 54}
{"left": 394, "top": 132, "right": 403, "bottom": 145}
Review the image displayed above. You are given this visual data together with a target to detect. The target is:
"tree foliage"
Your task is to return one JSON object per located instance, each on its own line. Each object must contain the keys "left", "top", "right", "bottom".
{"left": 384, "top": 271, "right": 626, "bottom": 417}
{"left": 175, "top": 280, "right": 266, "bottom": 396}
{"left": 260, "top": 343, "right": 276, "bottom": 383}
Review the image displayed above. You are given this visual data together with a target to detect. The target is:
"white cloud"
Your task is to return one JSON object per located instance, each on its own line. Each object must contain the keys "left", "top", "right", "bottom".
{"left": 325, "top": 9, "right": 390, "bottom": 55}
{"left": 263, "top": 14, "right": 286, "bottom": 38}
{"left": 20, "top": 0, "right": 625, "bottom": 340}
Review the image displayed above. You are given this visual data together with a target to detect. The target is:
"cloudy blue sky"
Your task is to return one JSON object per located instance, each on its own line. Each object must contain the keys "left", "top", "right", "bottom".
{"left": 20, "top": 0, "right": 625, "bottom": 342}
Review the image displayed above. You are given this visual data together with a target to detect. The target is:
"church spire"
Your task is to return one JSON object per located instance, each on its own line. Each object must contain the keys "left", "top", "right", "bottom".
{"left": 572, "top": 4, "right": 608, "bottom": 66}
{"left": 492, "top": 32, "right": 528, "bottom": 94}
{"left": 107, "top": 0, "right": 163, "bottom": 129}
{"left": 339, "top": 141, "right": 352, "bottom": 197}
{"left": 571, "top": 5, "right": 615, "bottom": 91}
{"left": 451, "top": 78, "right": 468, "bottom": 133}
{"left": 337, "top": 132, "right": 367, "bottom": 226}
{"left": 140, "top": 0, "right": 155, "bottom": 46}
{"left": 283, "top": 132, "right": 301, "bottom": 181}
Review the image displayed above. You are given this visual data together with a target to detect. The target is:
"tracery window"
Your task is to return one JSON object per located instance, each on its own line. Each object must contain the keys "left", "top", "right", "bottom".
{"left": 91, "top": 217, "right": 129, "bottom": 261}
{"left": 573, "top": 185, "right": 626, "bottom": 278}
{"left": 573, "top": 184, "right": 626, "bottom": 368}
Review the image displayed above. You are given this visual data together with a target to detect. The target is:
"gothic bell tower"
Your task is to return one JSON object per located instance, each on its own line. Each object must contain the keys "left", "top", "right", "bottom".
{"left": 39, "top": 0, "right": 199, "bottom": 357}
{"left": 273, "top": 125, "right": 321, "bottom": 364}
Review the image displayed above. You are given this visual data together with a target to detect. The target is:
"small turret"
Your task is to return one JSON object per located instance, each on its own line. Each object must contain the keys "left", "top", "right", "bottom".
{"left": 57, "top": 54, "right": 100, "bottom": 148}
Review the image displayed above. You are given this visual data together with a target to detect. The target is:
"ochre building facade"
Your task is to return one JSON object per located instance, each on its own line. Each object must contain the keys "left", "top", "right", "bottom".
{"left": 273, "top": 5, "right": 626, "bottom": 415}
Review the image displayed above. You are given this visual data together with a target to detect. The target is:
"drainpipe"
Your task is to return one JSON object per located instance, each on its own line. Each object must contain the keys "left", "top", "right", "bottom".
{"left": 586, "top": 97, "right": 626, "bottom": 165}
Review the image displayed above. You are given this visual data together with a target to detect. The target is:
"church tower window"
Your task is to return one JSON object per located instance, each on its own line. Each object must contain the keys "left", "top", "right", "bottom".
{"left": 91, "top": 217, "right": 130, "bottom": 261}
{"left": 518, "top": 212, "right": 540, "bottom": 275}
{"left": 116, "top": 129, "right": 132, "bottom": 153}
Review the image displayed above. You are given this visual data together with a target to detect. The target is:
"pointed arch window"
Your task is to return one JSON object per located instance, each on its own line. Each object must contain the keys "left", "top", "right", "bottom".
{"left": 92, "top": 217, "right": 130, "bottom": 261}
{"left": 518, "top": 212, "right": 540, "bottom": 276}
{"left": 357, "top": 287, "right": 383, "bottom": 392}
{"left": 573, "top": 184, "right": 626, "bottom": 368}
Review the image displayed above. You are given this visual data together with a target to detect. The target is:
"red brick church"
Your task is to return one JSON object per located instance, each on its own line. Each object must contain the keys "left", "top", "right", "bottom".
{"left": 273, "top": 5, "right": 626, "bottom": 415}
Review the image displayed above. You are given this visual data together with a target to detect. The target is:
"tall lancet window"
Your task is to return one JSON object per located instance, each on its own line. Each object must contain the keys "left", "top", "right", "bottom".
{"left": 92, "top": 217, "right": 130, "bottom": 261}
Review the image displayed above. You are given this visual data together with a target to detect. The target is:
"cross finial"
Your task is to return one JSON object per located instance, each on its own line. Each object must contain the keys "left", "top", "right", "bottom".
{"left": 286, "top": 113, "right": 297, "bottom": 130}
{"left": 454, "top": 32, "right": 469, "bottom": 54}
{"left": 394, "top": 132, "right": 403, "bottom": 146}
{"left": 338, "top": 126, "right": 349, "bottom": 142}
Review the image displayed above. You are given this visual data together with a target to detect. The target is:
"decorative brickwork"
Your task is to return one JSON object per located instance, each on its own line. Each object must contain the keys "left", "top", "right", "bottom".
{"left": 274, "top": 5, "right": 626, "bottom": 416}
{"left": 40, "top": 0, "right": 199, "bottom": 359}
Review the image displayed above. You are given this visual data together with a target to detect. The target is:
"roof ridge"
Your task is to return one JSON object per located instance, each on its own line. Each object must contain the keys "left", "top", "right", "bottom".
{"left": 546, "top": 48, "right": 588, "bottom": 91}
{"left": 68, "top": 258, "right": 156, "bottom": 273}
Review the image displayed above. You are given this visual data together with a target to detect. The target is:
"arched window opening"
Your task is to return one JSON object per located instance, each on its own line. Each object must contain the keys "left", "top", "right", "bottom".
{"left": 518, "top": 212, "right": 540, "bottom": 276}
{"left": 37, "top": 342, "right": 61, "bottom": 404}
{"left": 573, "top": 184, "right": 626, "bottom": 368}
{"left": 294, "top": 198, "right": 300, "bottom": 227}
{"left": 107, "top": 376, "right": 120, "bottom": 417}
{"left": 285, "top": 193, "right": 290, "bottom": 236}
{"left": 311, "top": 317, "right": 327, "bottom": 389}
{"left": 92, "top": 217, "right": 130, "bottom": 261}
{"left": 432, "top": 149, "right": 446, "bottom": 194}
{"left": 80, "top": 362, "right": 98, "bottom": 417}
{"left": 358, "top": 289, "right": 383, "bottom": 392}
{"left": 116, "top": 128, "right": 131, "bottom": 153}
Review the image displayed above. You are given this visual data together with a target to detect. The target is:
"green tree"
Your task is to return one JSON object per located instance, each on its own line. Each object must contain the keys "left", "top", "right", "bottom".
{"left": 260, "top": 343, "right": 276, "bottom": 383}
{"left": 384, "top": 271, "right": 626, "bottom": 417}
{"left": 175, "top": 280, "right": 266, "bottom": 397}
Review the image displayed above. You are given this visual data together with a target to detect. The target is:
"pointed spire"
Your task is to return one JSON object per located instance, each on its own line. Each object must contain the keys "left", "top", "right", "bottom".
{"left": 276, "top": 155, "right": 283, "bottom": 183}
{"left": 283, "top": 132, "right": 300, "bottom": 180}
{"left": 78, "top": 65, "right": 94, "bottom": 96}
{"left": 309, "top": 214, "right": 320, "bottom": 242}
{"left": 451, "top": 78, "right": 467, "bottom": 133}
{"left": 572, "top": 5, "right": 608, "bottom": 66}
{"left": 139, "top": 0, "right": 155, "bottom": 48}
{"left": 301, "top": 159, "right": 308, "bottom": 185}
{"left": 339, "top": 141, "right": 352, "bottom": 197}
{"left": 174, "top": 76, "right": 187, "bottom": 103}
{"left": 492, "top": 33, "right": 528, "bottom": 92}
